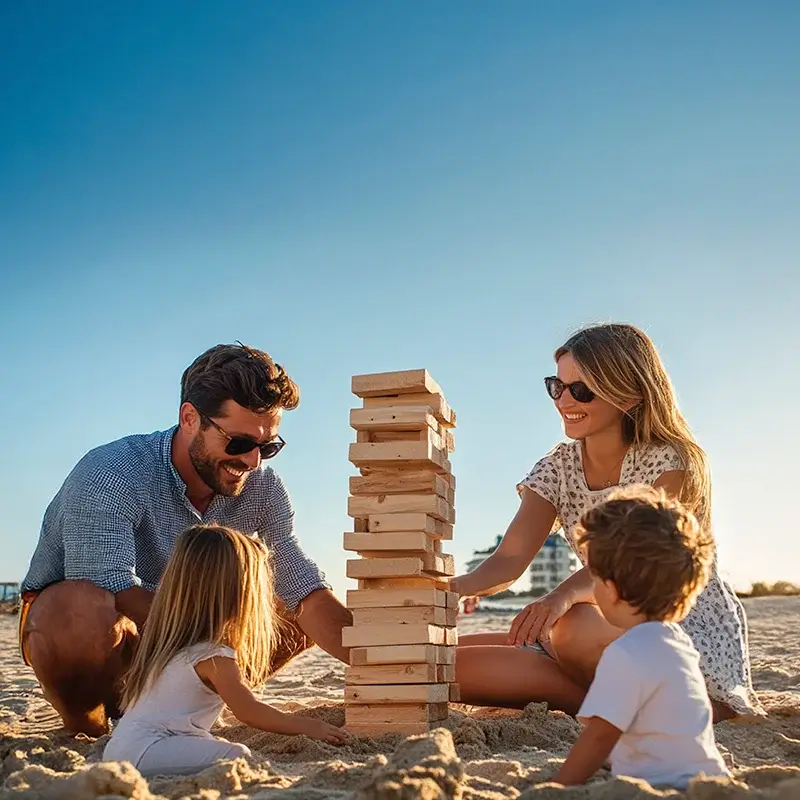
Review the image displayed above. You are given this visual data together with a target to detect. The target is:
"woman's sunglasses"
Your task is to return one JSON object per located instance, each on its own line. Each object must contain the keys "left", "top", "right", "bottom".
{"left": 200, "top": 413, "right": 287, "bottom": 459}
{"left": 544, "top": 376, "right": 596, "bottom": 404}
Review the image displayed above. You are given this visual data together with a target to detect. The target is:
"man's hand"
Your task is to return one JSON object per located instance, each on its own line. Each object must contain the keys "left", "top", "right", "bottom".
{"left": 295, "top": 588, "right": 352, "bottom": 664}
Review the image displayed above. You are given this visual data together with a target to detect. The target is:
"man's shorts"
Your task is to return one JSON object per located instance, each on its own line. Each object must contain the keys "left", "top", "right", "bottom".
{"left": 18, "top": 590, "right": 40, "bottom": 666}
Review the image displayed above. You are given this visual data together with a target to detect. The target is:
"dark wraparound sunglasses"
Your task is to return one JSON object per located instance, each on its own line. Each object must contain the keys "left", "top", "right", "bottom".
{"left": 200, "top": 412, "right": 286, "bottom": 459}
{"left": 544, "top": 376, "right": 596, "bottom": 404}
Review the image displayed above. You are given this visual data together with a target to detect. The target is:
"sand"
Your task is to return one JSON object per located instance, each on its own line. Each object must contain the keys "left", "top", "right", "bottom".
{"left": 1, "top": 597, "right": 799, "bottom": 799}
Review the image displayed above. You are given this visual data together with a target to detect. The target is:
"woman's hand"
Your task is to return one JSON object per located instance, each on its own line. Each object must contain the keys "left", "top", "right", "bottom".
{"left": 507, "top": 589, "right": 575, "bottom": 647}
{"left": 294, "top": 716, "right": 349, "bottom": 744}
{"left": 460, "top": 595, "right": 480, "bottom": 614}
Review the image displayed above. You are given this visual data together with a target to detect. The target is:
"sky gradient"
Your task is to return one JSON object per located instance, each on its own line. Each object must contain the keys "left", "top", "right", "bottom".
{"left": 2, "top": 1, "right": 799, "bottom": 598}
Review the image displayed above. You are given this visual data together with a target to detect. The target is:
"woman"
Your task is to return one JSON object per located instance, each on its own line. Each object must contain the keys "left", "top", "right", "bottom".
{"left": 451, "top": 323, "right": 763, "bottom": 721}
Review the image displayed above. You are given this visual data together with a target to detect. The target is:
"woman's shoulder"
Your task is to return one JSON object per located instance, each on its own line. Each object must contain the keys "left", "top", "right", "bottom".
{"left": 516, "top": 440, "right": 577, "bottom": 506}
{"left": 631, "top": 440, "right": 685, "bottom": 478}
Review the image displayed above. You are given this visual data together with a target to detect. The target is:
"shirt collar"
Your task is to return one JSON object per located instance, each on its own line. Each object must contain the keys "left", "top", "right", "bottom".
{"left": 160, "top": 425, "right": 189, "bottom": 496}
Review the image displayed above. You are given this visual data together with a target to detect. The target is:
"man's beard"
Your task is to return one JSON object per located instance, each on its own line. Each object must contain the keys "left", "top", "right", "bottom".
{"left": 188, "top": 434, "right": 250, "bottom": 497}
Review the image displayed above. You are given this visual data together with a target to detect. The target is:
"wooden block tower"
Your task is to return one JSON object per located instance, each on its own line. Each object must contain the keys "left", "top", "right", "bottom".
{"left": 342, "top": 369, "right": 460, "bottom": 737}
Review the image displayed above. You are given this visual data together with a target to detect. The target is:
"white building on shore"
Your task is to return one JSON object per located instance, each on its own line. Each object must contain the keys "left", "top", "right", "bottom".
{"left": 465, "top": 532, "right": 579, "bottom": 595}
{"left": 528, "top": 532, "right": 581, "bottom": 594}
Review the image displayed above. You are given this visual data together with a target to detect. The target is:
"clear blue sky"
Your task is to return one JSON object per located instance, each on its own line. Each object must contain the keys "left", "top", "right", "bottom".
{"left": 2, "top": 2, "right": 798, "bottom": 597}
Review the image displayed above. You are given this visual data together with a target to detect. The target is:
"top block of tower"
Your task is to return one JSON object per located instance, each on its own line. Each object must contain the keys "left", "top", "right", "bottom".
{"left": 352, "top": 369, "right": 443, "bottom": 399}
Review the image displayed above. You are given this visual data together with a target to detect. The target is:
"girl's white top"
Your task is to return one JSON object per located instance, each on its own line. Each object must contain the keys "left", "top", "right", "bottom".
{"left": 103, "top": 642, "right": 235, "bottom": 767}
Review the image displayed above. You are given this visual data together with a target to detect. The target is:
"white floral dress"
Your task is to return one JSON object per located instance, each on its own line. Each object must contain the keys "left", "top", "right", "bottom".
{"left": 518, "top": 439, "right": 764, "bottom": 717}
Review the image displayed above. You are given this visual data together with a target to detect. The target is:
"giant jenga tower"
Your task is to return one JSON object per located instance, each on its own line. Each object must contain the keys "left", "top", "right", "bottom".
{"left": 342, "top": 369, "right": 459, "bottom": 737}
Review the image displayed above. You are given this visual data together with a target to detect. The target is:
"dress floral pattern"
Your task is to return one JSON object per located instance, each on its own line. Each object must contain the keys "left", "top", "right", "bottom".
{"left": 518, "top": 439, "right": 764, "bottom": 717}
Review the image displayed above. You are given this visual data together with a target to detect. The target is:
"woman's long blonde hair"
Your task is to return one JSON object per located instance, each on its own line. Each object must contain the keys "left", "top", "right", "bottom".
{"left": 122, "top": 524, "right": 279, "bottom": 709}
{"left": 556, "top": 323, "right": 712, "bottom": 532}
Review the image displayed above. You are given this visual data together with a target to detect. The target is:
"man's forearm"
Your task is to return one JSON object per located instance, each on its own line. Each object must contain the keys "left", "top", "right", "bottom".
{"left": 115, "top": 587, "right": 154, "bottom": 630}
{"left": 295, "top": 588, "right": 352, "bottom": 664}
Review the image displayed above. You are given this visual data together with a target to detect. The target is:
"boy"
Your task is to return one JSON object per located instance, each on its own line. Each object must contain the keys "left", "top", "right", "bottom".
{"left": 552, "top": 484, "right": 730, "bottom": 789}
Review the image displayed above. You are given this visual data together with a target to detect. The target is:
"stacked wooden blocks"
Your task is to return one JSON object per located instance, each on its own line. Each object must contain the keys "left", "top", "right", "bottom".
{"left": 342, "top": 369, "right": 459, "bottom": 737}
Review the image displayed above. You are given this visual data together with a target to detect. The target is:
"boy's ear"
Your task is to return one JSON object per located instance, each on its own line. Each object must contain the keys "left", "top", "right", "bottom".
{"left": 603, "top": 579, "right": 621, "bottom": 605}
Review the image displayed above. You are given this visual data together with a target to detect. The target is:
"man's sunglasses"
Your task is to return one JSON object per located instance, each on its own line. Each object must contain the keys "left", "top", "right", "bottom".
{"left": 200, "top": 413, "right": 287, "bottom": 459}
{"left": 544, "top": 376, "right": 596, "bottom": 404}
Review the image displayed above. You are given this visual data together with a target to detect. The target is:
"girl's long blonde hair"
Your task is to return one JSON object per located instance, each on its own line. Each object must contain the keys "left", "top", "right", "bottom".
{"left": 556, "top": 323, "right": 712, "bottom": 532}
{"left": 122, "top": 524, "right": 279, "bottom": 710}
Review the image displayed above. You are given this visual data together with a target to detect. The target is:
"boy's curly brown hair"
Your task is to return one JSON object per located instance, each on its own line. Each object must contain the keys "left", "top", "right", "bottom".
{"left": 574, "top": 484, "right": 715, "bottom": 622}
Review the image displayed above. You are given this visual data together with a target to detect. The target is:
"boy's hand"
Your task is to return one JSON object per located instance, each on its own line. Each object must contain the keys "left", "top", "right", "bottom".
{"left": 552, "top": 716, "right": 621, "bottom": 786}
{"left": 295, "top": 716, "right": 349, "bottom": 744}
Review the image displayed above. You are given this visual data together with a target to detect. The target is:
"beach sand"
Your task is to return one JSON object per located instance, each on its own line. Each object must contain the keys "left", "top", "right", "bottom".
{"left": 1, "top": 597, "right": 798, "bottom": 798}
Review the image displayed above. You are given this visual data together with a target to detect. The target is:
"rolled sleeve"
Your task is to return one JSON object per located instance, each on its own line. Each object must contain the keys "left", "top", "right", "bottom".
{"left": 62, "top": 468, "right": 141, "bottom": 594}
{"left": 259, "top": 471, "right": 329, "bottom": 612}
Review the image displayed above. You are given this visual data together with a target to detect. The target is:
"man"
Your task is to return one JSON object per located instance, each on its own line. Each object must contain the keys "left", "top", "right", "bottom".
{"left": 19, "top": 343, "right": 352, "bottom": 736}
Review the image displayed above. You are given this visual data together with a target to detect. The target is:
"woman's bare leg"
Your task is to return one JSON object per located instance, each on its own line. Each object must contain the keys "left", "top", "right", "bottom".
{"left": 455, "top": 645, "right": 586, "bottom": 714}
{"left": 457, "top": 632, "right": 508, "bottom": 647}
{"left": 548, "top": 603, "right": 623, "bottom": 686}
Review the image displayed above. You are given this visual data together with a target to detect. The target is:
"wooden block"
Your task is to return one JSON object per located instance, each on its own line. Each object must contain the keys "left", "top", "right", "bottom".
{"left": 437, "top": 646, "right": 456, "bottom": 665}
{"left": 346, "top": 554, "right": 454, "bottom": 580}
{"left": 449, "top": 683, "right": 461, "bottom": 702}
{"left": 348, "top": 494, "right": 454, "bottom": 523}
{"left": 350, "top": 406, "right": 437, "bottom": 432}
{"left": 351, "top": 605, "right": 455, "bottom": 627}
{"left": 343, "top": 624, "right": 446, "bottom": 648}
{"left": 345, "top": 722, "right": 437, "bottom": 738}
{"left": 345, "top": 702, "right": 448, "bottom": 724}
{"left": 349, "top": 440, "right": 450, "bottom": 473}
{"left": 368, "top": 513, "right": 453, "bottom": 539}
{"left": 444, "top": 591, "right": 459, "bottom": 609}
{"left": 350, "top": 470, "right": 450, "bottom": 498}
{"left": 350, "top": 644, "right": 438, "bottom": 666}
{"left": 355, "top": 664, "right": 451, "bottom": 685}
{"left": 344, "top": 532, "right": 436, "bottom": 555}
{"left": 343, "top": 624, "right": 454, "bottom": 648}
{"left": 345, "top": 663, "right": 439, "bottom": 684}
{"left": 353, "top": 517, "right": 369, "bottom": 533}
{"left": 357, "top": 577, "right": 451, "bottom": 592}
{"left": 350, "top": 644, "right": 454, "bottom": 666}
{"left": 345, "top": 683, "right": 450, "bottom": 704}
{"left": 368, "top": 430, "right": 428, "bottom": 444}
{"left": 441, "top": 428, "right": 455, "bottom": 453}
{"left": 352, "top": 369, "right": 443, "bottom": 399}
{"left": 363, "top": 392, "right": 455, "bottom": 428}
{"left": 346, "top": 587, "right": 447, "bottom": 609}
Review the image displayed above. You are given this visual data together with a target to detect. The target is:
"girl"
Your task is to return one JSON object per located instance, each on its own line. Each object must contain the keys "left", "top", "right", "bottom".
{"left": 451, "top": 323, "right": 763, "bottom": 722}
{"left": 104, "top": 524, "right": 346, "bottom": 776}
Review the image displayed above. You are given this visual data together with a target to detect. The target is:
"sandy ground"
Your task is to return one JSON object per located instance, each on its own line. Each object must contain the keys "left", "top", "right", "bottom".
{"left": 1, "top": 597, "right": 799, "bottom": 799}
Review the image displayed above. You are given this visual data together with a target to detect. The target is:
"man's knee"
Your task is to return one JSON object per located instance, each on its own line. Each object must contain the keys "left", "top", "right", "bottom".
{"left": 24, "top": 580, "right": 135, "bottom": 659}
{"left": 23, "top": 581, "right": 137, "bottom": 705}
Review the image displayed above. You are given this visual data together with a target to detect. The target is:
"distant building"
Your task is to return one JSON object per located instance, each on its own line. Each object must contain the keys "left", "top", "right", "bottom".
{"left": 1, "top": 582, "right": 20, "bottom": 602}
{"left": 465, "top": 532, "right": 579, "bottom": 594}
{"left": 528, "top": 532, "right": 581, "bottom": 594}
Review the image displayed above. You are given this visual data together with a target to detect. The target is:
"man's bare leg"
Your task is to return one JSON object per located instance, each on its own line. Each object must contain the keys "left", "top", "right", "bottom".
{"left": 22, "top": 580, "right": 139, "bottom": 736}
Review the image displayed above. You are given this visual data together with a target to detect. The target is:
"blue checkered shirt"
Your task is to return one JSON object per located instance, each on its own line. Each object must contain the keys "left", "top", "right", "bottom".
{"left": 22, "top": 427, "right": 329, "bottom": 611}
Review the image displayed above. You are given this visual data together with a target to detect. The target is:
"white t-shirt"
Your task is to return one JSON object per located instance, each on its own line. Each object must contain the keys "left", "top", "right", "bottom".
{"left": 104, "top": 642, "right": 235, "bottom": 768}
{"left": 577, "top": 622, "right": 730, "bottom": 789}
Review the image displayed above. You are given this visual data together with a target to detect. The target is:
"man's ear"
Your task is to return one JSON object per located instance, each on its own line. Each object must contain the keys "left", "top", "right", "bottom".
{"left": 179, "top": 402, "right": 201, "bottom": 432}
